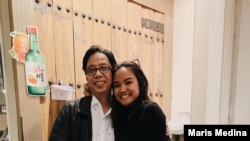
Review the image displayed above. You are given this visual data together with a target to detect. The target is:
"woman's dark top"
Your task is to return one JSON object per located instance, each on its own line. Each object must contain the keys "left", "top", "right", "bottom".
{"left": 114, "top": 102, "right": 170, "bottom": 141}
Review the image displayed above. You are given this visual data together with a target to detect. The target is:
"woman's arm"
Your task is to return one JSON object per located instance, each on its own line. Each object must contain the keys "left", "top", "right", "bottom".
{"left": 142, "top": 103, "right": 171, "bottom": 141}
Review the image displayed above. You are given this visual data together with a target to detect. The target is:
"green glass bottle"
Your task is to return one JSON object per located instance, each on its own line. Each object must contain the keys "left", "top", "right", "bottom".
{"left": 25, "top": 26, "right": 47, "bottom": 96}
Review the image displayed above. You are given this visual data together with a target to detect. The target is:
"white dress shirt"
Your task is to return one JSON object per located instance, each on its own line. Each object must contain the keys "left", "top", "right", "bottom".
{"left": 91, "top": 96, "right": 114, "bottom": 141}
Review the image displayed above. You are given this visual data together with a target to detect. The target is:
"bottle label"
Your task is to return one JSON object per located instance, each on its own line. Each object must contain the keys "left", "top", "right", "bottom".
{"left": 25, "top": 61, "right": 46, "bottom": 86}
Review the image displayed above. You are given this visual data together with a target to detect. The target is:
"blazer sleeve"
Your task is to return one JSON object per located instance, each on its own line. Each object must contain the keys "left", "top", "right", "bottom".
{"left": 49, "top": 102, "right": 72, "bottom": 141}
{"left": 142, "top": 103, "right": 171, "bottom": 141}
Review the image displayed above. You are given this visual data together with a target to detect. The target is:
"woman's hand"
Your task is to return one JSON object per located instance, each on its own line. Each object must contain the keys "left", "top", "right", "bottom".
{"left": 166, "top": 124, "right": 171, "bottom": 136}
{"left": 83, "top": 83, "right": 91, "bottom": 96}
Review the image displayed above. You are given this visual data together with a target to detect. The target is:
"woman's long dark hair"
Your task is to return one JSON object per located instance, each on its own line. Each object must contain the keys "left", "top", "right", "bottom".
{"left": 111, "top": 61, "right": 151, "bottom": 130}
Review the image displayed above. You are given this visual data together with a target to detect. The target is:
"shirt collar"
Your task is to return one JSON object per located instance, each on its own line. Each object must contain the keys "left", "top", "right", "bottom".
{"left": 91, "top": 95, "right": 100, "bottom": 108}
{"left": 91, "top": 95, "right": 112, "bottom": 116}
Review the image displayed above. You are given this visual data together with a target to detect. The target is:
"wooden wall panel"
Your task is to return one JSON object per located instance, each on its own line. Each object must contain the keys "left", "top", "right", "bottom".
{"left": 11, "top": 0, "right": 43, "bottom": 141}
{"left": 111, "top": 0, "right": 128, "bottom": 62}
{"left": 131, "top": 0, "right": 173, "bottom": 16}
{"left": 34, "top": 0, "right": 56, "bottom": 140}
{"left": 153, "top": 12, "right": 165, "bottom": 107}
{"left": 141, "top": 7, "right": 156, "bottom": 103}
{"left": 73, "top": 0, "right": 94, "bottom": 99}
{"left": 127, "top": 2, "right": 142, "bottom": 60}
{"left": 93, "top": 0, "right": 112, "bottom": 50}
{"left": 53, "top": 0, "right": 75, "bottom": 110}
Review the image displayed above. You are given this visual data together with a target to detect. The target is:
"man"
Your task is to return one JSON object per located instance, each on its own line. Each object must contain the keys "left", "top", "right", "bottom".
{"left": 49, "top": 45, "right": 117, "bottom": 141}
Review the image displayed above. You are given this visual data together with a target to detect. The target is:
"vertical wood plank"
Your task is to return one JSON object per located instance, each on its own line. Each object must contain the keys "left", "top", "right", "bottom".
{"left": 93, "top": 0, "right": 112, "bottom": 50}
{"left": 11, "top": 0, "right": 43, "bottom": 140}
{"left": 111, "top": 0, "right": 128, "bottom": 62}
{"left": 53, "top": 0, "right": 74, "bottom": 112}
{"left": 127, "top": 2, "right": 142, "bottom": 60}
{"left": 154, "top": 12, "right": 165, "bottom": 107}
{"left": 34, "top": 0, "right": 56, "bottom": 140}
{"left": 73, "top": 0, "right": 94, "bottom": 98}
{"left": 141, "top": 7, "right": 156, "bottom": 103}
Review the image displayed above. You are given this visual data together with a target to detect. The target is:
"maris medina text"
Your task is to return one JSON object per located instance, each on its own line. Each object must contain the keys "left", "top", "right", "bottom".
{"left": 188, "top": 129, "right": 247, "bottom": 136}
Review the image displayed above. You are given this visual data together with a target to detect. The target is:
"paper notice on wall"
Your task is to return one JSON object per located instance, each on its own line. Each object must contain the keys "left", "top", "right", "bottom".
{"left": 51, "top": 85, "right": 76, "bottom": 100}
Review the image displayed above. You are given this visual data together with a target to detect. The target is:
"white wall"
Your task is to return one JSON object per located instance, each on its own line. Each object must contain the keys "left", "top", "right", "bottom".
{"left": 191, "top": 0, "right": 211, "bottom": 124}
{"left": 229, "top": 0, "right": 250, "bottom": 124}
{"left": 172, "top": 0, "right": 250, "bottom": 127}
{"left": 171, "top": 0, "right": 194, "bottom": 119}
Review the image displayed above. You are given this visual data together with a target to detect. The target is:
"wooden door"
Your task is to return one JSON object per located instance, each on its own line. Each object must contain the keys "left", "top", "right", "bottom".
{"left": 93, "top": 0, "right": 112, "bottom": 50}
{"left": 127, "top": 1, "right": 142, "bottom": 60}
{"left": 73, "top": 0, "right": 94, "bottom": 99}
{"left": 34, "top": 0, "right": 56, "bottom": 139}
{"left": 153, "top": 12, "right": 165, "bottom": 106}
{"left": 111, "top": 0, "right": 128, "bottom": 62}
{"left": 53, "top": 0, "right": 75, "bottom": 109}
{"left": 141, "top": 7, "right": 155, "bottom": 102}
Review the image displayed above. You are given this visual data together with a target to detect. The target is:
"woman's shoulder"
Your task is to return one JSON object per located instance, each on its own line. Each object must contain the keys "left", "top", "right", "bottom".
{"left": 144, "top": 102, "right": 161, "bottom": 111}
{"left": 142, "top": 102, "right": 166, "bottom": 119}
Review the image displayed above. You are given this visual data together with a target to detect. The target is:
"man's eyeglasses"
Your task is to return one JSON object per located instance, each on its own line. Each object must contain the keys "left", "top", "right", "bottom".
{"left": 86, "top": 66, "right": 111, "bottom": 76}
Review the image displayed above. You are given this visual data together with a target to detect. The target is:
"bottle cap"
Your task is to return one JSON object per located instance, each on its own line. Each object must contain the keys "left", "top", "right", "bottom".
{"left": 27, "top": 26, "right": 37, "bottom": 34}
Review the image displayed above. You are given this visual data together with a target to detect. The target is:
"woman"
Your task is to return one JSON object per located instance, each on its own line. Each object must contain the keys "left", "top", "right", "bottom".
{"left": 111, "top": 60, "right": 171, "bottom": 141}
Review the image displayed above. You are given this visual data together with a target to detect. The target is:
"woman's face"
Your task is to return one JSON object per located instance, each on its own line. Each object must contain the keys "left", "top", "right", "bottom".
{"left": 113, "top": 66, "right": 139, "bottom": 106}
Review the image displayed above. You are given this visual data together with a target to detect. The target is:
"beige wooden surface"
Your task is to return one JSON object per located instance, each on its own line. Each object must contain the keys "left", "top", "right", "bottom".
{"left": 141, "top": 7, "right": 156, "bottom": 103}
{"left": 73, "top": 0, "right": 94, "bottom": 99}
{"left": 53, "top": 0, "right": 75, "bottom": 111}
{"left": 93, "top": 0, "right": 112, "bottom": 50}
{"left": 111, "top": 0, "right": 128, "bottom": 62}
{"left": 127, "top": 2, "right": 142, "bottom": 60}
{"left": 132, "top": 0, "right": 173, "bottom": 16}
{"left": 34, "top": 0, "right": 56, "bottom": 140}
{"left": 11, "top": 0, "right": 43, "bottom": 141}
{"left": 154, "top": 12, "right": 165, "bottom": 107}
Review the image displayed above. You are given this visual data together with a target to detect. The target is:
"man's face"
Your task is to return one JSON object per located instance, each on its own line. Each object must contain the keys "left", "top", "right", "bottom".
{"left": 85, "top": 52, "right": 112, "bottom": 97}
